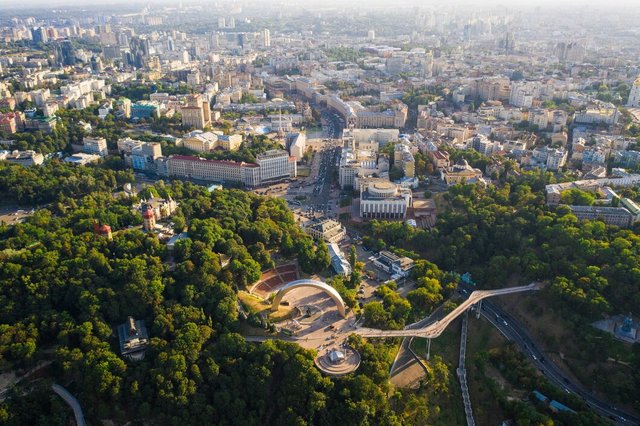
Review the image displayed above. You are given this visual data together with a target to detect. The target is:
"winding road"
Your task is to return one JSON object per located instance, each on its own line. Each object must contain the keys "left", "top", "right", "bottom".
{"left": 481, "top": 300, "right": 639, "bottom": 425}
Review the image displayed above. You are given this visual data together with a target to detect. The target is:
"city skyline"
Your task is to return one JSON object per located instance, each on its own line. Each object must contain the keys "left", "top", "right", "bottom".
{"left": 0, "top": 1, "right": 639, "bottom": 425}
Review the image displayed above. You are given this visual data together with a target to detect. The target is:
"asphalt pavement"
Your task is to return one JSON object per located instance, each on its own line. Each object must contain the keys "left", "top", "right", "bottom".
{"left": 481, "top": 301, "right": 639, "bottom": 425}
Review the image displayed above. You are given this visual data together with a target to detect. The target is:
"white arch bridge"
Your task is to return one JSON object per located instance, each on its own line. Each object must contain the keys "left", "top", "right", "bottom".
{"left": 355, "top": 282, "right": 541, "bottom": 339}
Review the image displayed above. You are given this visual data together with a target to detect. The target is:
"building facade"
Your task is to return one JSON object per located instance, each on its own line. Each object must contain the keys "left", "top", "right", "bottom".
{"left": 360, "top": 181, "right": 412, "bottom": 219}
{"left": 628, "top": 77, "right": 640, "bottom": 108}
{"left": 181, "top": 94, "right": 212, "bottom": 130}
{"left": 568, "top": 205, "right": 633, "bottom": 228}
{"left": 256, "top": 149, "right": 296, "bottom": 183}
{"left": 83, "top": 137, "right": 108, "bottom": 156}
{"left": 304, "top": 218, "right": 346, "bottom": 243}
{"left": 167, "top": 155, "right": 261, "bottom": 186}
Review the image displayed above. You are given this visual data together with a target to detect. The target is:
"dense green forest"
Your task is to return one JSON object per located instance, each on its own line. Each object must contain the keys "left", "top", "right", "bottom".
{"left": 0, "top": 164, "right": 454, "bottom": 425}
{"left": 0, "top": 160, "right": 134, "bottom": 205}
{"left": 364, "top": 171, "right": 640, "bottom": 411}
{"left": 1, "top": 156, "right": 639, "bottom": 423}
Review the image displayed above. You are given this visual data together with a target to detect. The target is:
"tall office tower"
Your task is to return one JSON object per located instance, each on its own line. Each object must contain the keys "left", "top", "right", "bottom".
{"left": 228, "top": 17, "right": 236, "bottom": 29}
{"left": 91, "top": 55, "right": 104, "bottom": 73}
{"left": 218, "top": 17, "right": 226, "bottom": 29}
{"left": 167, "top": 36, "right": 175, "bottom": 52}
{"left": 556, "top": 41, "right": 585, "bottom": 63}
{"left": 31, "top": 27, "right": 48, "bottom": 43}
{"left": 130, "top": 36, "right": 150, "bottom": 68}
{"left": 504, "top": 31, "right": 515, "bottom": 54}
{"left": 237, "top": 33, "right": 246, "bottom": 49}
{"left": 423, "top": 50, "right": 433, "bottom": 78}
{"left": 57, "top": 39, "right": 76, "bottom": 66}
{"left": 262, "top": 29, "right": 271, "bottom": 47}
{"left": 628, "top": 78, "right": 640, "bottom": 107}
{"left": 367, "top": 30, "right": 375, "bottom": 41}
{"left": 210, "top": 32, "right": 220, "bottom": 49}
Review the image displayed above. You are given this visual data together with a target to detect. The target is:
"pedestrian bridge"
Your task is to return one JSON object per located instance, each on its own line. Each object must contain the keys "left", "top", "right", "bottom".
{"left": 356, "top": 283, "right": 540, "bottom": 339}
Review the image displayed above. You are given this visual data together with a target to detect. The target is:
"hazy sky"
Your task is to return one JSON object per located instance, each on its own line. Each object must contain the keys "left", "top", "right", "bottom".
{"left": 0, "top": 0, "right": 638, "bottom": 9}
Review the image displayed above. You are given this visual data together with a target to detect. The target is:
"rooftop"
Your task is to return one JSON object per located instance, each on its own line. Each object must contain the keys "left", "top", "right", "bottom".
{"left": 170, "top": 155, "right": 259, "bottom": 168}
{"left": 117, "top": 317, "right": 149, "bottom": 359}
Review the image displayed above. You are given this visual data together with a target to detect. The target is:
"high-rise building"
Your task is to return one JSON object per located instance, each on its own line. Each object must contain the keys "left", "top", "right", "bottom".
{"left": 555, "top": 41, "right": 585, "bottom": 63}
{"left": 167, "top": 36, "right": 175, "bottom": 52}
{"left": 181, "top": 94, "right": 211, "bottom": 130}
{"left": 504, "top": 31, "right": 515, "bottom": 54}
{"left": 423, "top": 51, "right": 433, "bottom": 78}
{"left": 31, "top": 27, "right": 48, "bottom": 43}
{"left": 237, "top": 33, "right": 248, "bottom": 49}
{"left": 262, "top": 29, "right": 271, "bottom": 47}
{"left": 628, "top": 77, "right": 640, "bottom": 108}
{"left": 57, "top": 40, "right": 75, "bottom": 66}
{"left": 130, "top": 36, "right": 150, "bottom": 68}
{"left": 367, "top": 30, "right": 375, "bottom": 41}
{"left": 90, "top": 55, "right": 104, "bottom": 73}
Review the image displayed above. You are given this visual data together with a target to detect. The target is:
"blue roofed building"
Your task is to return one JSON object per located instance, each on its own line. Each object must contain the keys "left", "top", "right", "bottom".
{"left": 131, "top": 101, "right": 160, "bottom": 120}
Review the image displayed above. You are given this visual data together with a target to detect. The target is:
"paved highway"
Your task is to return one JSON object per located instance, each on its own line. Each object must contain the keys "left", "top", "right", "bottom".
{"left": 481, "top": 301, "right": 639, "bottom": 425}
{"left": 356, "top": 283, "right": 540, "bottom": 339}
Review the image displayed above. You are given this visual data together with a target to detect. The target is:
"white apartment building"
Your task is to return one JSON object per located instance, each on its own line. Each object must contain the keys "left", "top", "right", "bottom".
{"left": 532, "top": 146, "right": 568, "bottom": 171}
{"left": 574, "top": 103, "right": 619, "bottom": 126}
{"left": 82, "top": 137, "right": 108, "bottom": 156}
{"left": 117, "top": 138, "right": 162, "bottom": 171}
{"left": 509, "top": 81, "right": 540, "bottom": 108}
{"left": 528, "top": 108, "right": 549, "bottom": 129}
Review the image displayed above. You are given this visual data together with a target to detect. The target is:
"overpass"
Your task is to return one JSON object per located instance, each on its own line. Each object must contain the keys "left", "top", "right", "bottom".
{"left": 355, "top": 282, "right": 540, "bottom": 339}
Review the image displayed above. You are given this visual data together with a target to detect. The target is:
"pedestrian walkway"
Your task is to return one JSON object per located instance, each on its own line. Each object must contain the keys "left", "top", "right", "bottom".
{"left": 457, "top": 311, "right": 475, "bottom": 426}
{"left": 52, "top": 384, "right": 85, "bottom": 426}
